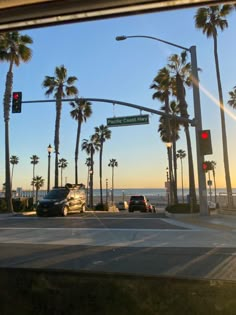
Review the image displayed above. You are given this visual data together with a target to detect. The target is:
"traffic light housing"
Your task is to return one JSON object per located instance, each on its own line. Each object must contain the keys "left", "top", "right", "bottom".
{"left": 202, "top": 161, "right": 213, "bottom": 172}
{"left": 198, "top": 130, "right": 212, "bottom": 155}
{"left": 12, "top": 92, "right": 22, "bottom": 113}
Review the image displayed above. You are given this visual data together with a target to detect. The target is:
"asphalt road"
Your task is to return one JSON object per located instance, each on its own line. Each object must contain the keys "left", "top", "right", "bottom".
{"left": 0, "top": 212, "right": 236, "bottom": 280}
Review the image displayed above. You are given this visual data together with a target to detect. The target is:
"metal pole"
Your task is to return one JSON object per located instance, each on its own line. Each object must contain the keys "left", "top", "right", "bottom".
{"left": 47, "top": 151, "right": 51, "bottom": 193}
{"left": 190, "top": 46, "right": 208, "bottom": 215}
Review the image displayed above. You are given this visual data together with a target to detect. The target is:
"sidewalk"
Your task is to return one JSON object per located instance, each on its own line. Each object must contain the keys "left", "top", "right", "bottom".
{"left": 167, "top": 209, "right": 236, "bottom": 231}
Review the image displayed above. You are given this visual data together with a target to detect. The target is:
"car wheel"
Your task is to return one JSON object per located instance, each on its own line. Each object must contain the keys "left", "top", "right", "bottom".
{"left": 62, "top": 206, "right": 68, "bottom": 216}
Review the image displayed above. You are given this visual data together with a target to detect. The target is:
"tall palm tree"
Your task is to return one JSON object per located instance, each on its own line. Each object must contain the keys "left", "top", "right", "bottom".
{"left": 0, "top": 31, "right": 33, "bottom": 212}
{"left": 10, "top": 155, "right": 19, "bottom": 190}
{"left": 30, "top": 155, "right": 39, "bottom": 200}
{"left": 195, "top": 4, "right": 234, "bottom": 207}
{"left": 85, "top": 157, "right": 92, "bottom": 204}
{"left": 108, "top": 158, "right": 118, "bottom": 206}
{"left": 58, "top": 158, "right": 68, "bottom": 186}
{"left": 31, "top": 176, "right": 44, "bottom": 203}
{"left": 91, "top": 125, "right": 111, "bottom": 205}
{"left": 42, "top": 65, "right": 78, "bottom": 187}
{"left": 151, "top": 67, "right": 179, "bottom": 204}
{"left": 70, "top": 98, "right": 92, "bottom": 184}
{"left": 176, "top": 149, "right": 186, "bottom": 203}
{"left": 81, "top": 138, "right": 100, "bottom": 209}
{"left": 168, "top": 51, "right": 197, "bottom": 211}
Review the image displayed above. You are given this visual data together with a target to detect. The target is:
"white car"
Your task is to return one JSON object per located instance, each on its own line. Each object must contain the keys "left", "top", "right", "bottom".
{"left": 208, "top": 201, "right": 216, "bottom": 210}
{"left": 117, "top": 201, "right": 128, "bottom": 210}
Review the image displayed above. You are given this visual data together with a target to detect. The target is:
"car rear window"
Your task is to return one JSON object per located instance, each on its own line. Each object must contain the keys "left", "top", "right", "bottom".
{"left": 130, "top": 196, "right": 145, "bottom": 201}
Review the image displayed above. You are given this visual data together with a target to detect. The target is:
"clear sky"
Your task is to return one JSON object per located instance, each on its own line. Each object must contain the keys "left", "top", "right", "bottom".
{"left": 1, "top": 4, "right": 236, "bottom": 191}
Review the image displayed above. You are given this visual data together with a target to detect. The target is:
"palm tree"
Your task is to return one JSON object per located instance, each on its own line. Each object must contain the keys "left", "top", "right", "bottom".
{"left": 85, "top": 157, "right": 92, "bottom": 204}
{"left": 30, "top": 155, "right": 39, "bottom": 200}
{"left": 168, "top": 51, "right": 197, "bottom": 211}
{"left": 91, "top": 125, "right": 111, "bottom": 205}
{"left": 81, "top": 138, "right": 100, "bottom": 209}
{"left": 151, "top": 67, "right": 179, "bottom": 204}
{"left": 108, "top": 159, "right": 118, "bottom": 206}
{"left": 31, "top": 176, "right": 44, "bottom": 203}
{"left": 176, "top": 149, "right": 186, "bottom": 203}
{"left": 195, "top": 4, "right": 234, "bottom": 208}
{"left": 10, "top": 155, "right": 19, "bottom": 190}
{"left": 58, "top": 158, "right": 68, "bottom": 186}
{"left": 70, "top": 98, "right": 92, "bottom": 184}
{"left": 0, "top": 31, "right": 33, "bottom": 212}
{"left": 42, "top": 65, "right": 78, "bottom": 187}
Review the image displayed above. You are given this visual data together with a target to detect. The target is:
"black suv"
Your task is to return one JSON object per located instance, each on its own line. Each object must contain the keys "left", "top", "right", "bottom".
{"left": 128, "top": 195, "right": 149, "bottom": 212}
{"left": 36, "top": 183, "right": 86, "bottom": 217}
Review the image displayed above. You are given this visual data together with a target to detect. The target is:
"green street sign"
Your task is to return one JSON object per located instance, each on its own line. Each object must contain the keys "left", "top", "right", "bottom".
{"left": 107, "top": 114, "right": 149, "bottom": 127}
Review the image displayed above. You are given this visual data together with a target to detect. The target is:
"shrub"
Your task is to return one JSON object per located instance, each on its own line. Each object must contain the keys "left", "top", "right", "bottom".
{"left": 95, "top": 203, "right": 109, "bottom": 211}
{"left": 166, "top": 203, "right": 200, "bottom": 214}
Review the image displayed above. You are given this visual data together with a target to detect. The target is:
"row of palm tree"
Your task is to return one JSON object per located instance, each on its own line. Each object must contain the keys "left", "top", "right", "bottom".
{"left": 150, "top": 51, "right": 196, "bottom": 209}
{"left": 81, "top": 124, "right": 111, "bottom": 208}
{"left": 150, "top": 4, "right": 236, "bottom": 208}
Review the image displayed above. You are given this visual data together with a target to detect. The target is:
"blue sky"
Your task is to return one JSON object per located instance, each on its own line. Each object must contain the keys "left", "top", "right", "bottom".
{"left": 1, "top": 5, "right": 236, "bottom": 191}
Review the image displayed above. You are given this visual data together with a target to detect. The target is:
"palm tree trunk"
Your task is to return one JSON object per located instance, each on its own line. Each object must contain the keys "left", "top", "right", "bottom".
{"left": 54, "top": 97, "right": 62, "bottom": 187}
{"left": 213, "top": 33, "right": 232, "bottom": 208}
{"left": 89, "top": 152, "right": 94, "bottom": 209}
{"left": 172, "top": 139, "right": 178, "bottom": 204}
{"left": 74, "top": 121, "right": 81, "bottom": 184}
{"left": 99, "top": 144, "right": 103, "bottom": 205}
{"left": 180, "top": 158, "right": 184, "bottom": 203}
{"left": 111, "top": 166, "right": 114, "bottom": 205}
{"left": 4, "top": 70, "right": 13, "bottom": 212}
{"left": 184, "top": 125, "right": 196, "bottom": 211}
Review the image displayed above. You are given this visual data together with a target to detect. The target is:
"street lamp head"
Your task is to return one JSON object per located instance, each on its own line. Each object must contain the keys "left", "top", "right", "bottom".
{"left": 116, "top": 35, "right": 127, "bottom": 41}
{"left": 47, "top": 144, "right": 53, "bottom": 153}
{"left": 165, "top": 142, "right": 172, "bottom": 148}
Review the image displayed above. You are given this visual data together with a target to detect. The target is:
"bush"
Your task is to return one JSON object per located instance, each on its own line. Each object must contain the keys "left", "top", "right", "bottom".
{"left": 0, "top": 198, "right": 7, "bottom": 212}
{"left": 166, "top": 203, "right": 200, "bottom": 214}
{"left": 95, "top": 203, "right": 109, "bottom": 211}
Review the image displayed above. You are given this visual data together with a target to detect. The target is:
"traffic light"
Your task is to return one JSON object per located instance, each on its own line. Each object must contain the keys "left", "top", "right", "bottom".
{"left": 202, "top": 161, "right": 212, "bottom": 172}
{"left": 12, "top": 92, "right": 22, "bottom": 113}
{"left": 198, "top": 130, "right": 212, "bottom": 155}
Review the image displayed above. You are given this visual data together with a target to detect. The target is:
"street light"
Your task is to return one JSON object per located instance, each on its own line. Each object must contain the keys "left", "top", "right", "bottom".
{"left": 116, "top": 34, "right": 208, "bottom": 215}
{"left": 47, "top": 144, "right": 53, "bottom": 193}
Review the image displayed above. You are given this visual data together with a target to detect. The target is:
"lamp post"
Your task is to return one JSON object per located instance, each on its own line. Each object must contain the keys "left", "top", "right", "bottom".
{"left": 166, "top": 167, "right": 170, "bottom": 206}
{"left": 47, "top": 144, "right": 52, "bottom": 193}
{"left": 116, "top": 34, "right": 208, "bottom": 215}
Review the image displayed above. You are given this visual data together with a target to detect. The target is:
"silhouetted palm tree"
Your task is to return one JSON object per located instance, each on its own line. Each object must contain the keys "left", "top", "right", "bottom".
{"left": 0, "top": 31, "right": 33, "bottom": 212}
{"left": 195, "top": 4, "right": 234, "bottom": 207}
{"left": 10, "top": 155, "right": 19, "bottom": 190}
{"left": 42, "top": 65, "right": 78, "bottom": 187}
{"left": 58, "top": 158, "right": 68, "bottom": 186}
{"left": 70, "top": 98, "right": 92, "bottom": 184}
{"left": 91, "top": 125, "right": 111, "bottom": 205}
{"left": 168, "top": 51, "right": 196, "bottom": 211}
{"left": 176, "top": 149, "right": 186, "bottom": 203}
{"left": 30, "top": 155, "right": 39, "bottom": 200}
{"left": 31, "top": 176, "right": 44, "bottom": 203}
{"left": 81, "top": 138, "right": 100, "bottom": 208}
{"left": 108, "top": 159, "right": 118, "bottom": 205}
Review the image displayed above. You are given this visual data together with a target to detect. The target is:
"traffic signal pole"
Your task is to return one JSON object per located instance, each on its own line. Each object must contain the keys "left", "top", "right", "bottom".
{"left": 190, "top": 46, "right": 208, "bottom": 216}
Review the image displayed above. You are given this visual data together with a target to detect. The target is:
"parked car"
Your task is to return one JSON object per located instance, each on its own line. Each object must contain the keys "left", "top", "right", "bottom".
{"left": 128, "top": 195, "right": 149, "bottom": 212}
{"left": 117, "top": 201, "right": 128, "bottom": 210}
{"left": 36, "top": 183, "right": 86, "bottom": 217}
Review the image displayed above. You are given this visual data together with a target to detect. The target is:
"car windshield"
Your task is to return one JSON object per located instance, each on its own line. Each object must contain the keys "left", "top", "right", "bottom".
{"left": 1, "top": 1, "right": 236, "bottom": 313}
{"left": 44, "top": 189, "right": 68, "bottom": 200}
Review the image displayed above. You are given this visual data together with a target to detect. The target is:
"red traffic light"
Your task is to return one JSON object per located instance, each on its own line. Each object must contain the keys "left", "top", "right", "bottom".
{"left": 13, "top": 92, "right": 19, "bottom": 100}
{"left": 198, "top": 129, "right": 212, "bottom": 155}
{"left": 202, "top": 162, "right": 208, "bottom": 171}
{"left": 200, "top": 131, "right": 209, "bottom": 140}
